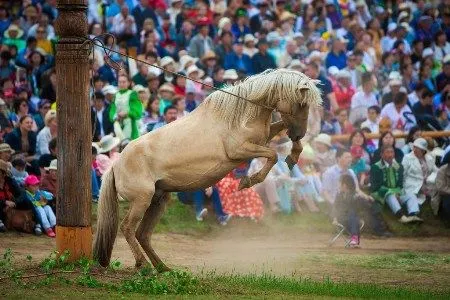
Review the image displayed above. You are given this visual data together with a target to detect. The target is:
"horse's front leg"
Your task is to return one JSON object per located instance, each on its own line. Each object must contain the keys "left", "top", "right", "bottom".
{"left": 285, "top": 140, "right": 303, "bottom": 170}
{"left": 268, "top": 121, "right": 286, "bottom": 141}
{"left": 227, "top": 141, "right": 277, "bottom": 190}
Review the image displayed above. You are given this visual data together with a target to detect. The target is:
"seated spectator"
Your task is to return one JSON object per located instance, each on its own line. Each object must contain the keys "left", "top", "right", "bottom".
{"left": 350, "top": 145, "right": 367, "bottom": 187}
{"left": 370, "top": 145, "right": 422, "bottom": 223}
{"left": 33, "top": 100, "right": 51, "bottom": 131}
{"left": 320, "top": 109, "right": 341, "bottom": 135}
{"left": 24, "top": 175, "right": 56, "bottom": 237}
{"left": 217, "top": 165, "right": 264, "bottom": 220}
{"left": 36, "top": 109, "right": 57, "bottom": 157}
{"left": 402, "top": 138, "right": 438, "bottom": 205}
{"left": 335, "top": 108, "right": 354, "bottom": 134}
{"left": 223, "top": 38, "right": 254, "bottom": 75}
{"left": 152, "top": 105, "right": 178, "bottom": 131}
{"left": 332, "top": 173, "right": 364, "bottom": 248}
{"left": 91, "top": 91, "right": 114, "bottom": 142}
{"left": 360, "top": 105, "right": 380, "bottom": 136}
{"left": 38, "top": 137, "right": 56, "bottom": 174}
{"left": 40, "top": 159, "right": 57, "bottom": 198}
{"left": 10, "top": 158, "right": 27, "bottom": 187}
{"left": 412, "top": 89, "right": 434, "bottom": 117}
{"left": 381, "top": 77, "right": 402, "bottom": 107}
{"left": 372, "top": 131, "right": 404, "bottom": 164}
{"left": 4, "top": 115, "right": 39, "bottom": 175}
{"left": 401, "top": 126, "right": 422, "bottom": 155}
{"left": 142, "top": 95, "right": 161, "bottom": 133}
{"left": 380, "top": 91, "right": 416, "bottom": 131}
{"left": 0, "top": 160, "right": 24, "bottom": 233}
{"left": 9, "top": 99, "right": 38, "bottom": 130}
{"left": 0, "top": 143, "right": 14, "bottom": 163}
{"left": 333, "top": 70, "right": 355, "bottom": 110}
{"left": 349, "top": 130, "right": 371, "bottom": 167}
{"left": 435, "top": 163, "right": 450, "bottom": 224}
{"left": 157, "top": 83, "right": 176, "bottom": 116}
{"left": 350, "top": 72, "right": 378, "bottom": 124}
{"left": 313, "top": 133, "right": 336, "bottom": 173}
{"left": 178, "top": 186, "right": 231, "bottom": 225}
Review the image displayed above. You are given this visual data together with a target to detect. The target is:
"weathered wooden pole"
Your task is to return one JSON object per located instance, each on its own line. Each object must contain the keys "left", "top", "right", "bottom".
{"left": 54, "top": 0, "right": 92, "bottom": 260}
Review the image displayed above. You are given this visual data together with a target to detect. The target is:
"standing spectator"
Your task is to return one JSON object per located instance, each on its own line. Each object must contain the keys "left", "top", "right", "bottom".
{"left": 91, "top": 92, "right": 114, "bottom": 142}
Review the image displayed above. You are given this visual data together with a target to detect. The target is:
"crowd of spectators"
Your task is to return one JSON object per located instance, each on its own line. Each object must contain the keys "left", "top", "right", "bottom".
{"left": 0, "top": 0, "right": 449, "bottom": 242}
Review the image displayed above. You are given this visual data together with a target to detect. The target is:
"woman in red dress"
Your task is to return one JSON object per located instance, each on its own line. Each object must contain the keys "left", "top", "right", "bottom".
{"left": 216, "top": 163, "right": 264, "bottom": 220}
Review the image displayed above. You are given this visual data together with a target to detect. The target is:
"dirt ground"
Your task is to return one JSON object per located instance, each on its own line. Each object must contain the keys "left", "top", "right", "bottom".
{"left": 2, "top": 228, "right": 450, "bottom": 290}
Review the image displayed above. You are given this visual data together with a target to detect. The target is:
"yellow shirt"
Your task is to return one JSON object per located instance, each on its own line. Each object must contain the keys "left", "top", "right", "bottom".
{"left": 37, "top": 39, "right": 53, "bottom": 55}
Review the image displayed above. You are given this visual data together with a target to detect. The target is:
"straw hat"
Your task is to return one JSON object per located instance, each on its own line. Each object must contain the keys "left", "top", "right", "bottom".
{"left": 45, "top": 159, "right": 57, "bottom": 171}
{"left": 279, "top": 11, "right": 295, "bottom": 22}
{"left": 201, "top": 50, "right": 217, "bottom": 62}
{"left": 178, "top": 55, "right": 198, "bottom": 72}
{"left": 0, "top": 143, "right": 15, "bottom": 154}
{"left": 244, "top": 34, "right": 258, "bottom": 44}
{"left": 313, "top": 133, "right": 332, "bottom": 147}
{"left": 300, "top": 144, "right": 315, "bottom": 160}
{"left": 186, "top": 65, "right": 205, "bottom": 78}
{"left": 160, "top": 56, "right": 175, "bottom": 67}
{"left": 132, "top": 84, "right": 147, "bottom": 93}
{"left": 102, "top": 85, "right": 118, "bottom": 95}
{"left": 4, "top": 24, "right": 24, "bottom": 39}
{"left": 44, "top": 109, "right": 57, "bottom": 127}
{"left": 159, "top": 83, "right": 175, "bottom": 94}
{"left": 95, "top": 134, "right": 121, "bottom": 154}
{"left": 223, "top": 69, "right": 239, "bottom": 80}
{"left": 218, "top": 17, "right": 231, "bottom": 30}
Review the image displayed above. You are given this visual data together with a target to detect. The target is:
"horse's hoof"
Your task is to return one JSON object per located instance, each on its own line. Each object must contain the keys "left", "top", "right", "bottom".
{"left": 156, "top": 263, "right": 171, "bottom": 273}
{"left": 238, "top": 176, "right": 251, "bottom": 190}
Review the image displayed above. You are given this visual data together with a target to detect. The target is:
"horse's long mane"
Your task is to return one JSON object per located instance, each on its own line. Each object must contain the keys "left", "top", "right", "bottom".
{"left": 203, "top": 69, "right": 322, "bottom": 128}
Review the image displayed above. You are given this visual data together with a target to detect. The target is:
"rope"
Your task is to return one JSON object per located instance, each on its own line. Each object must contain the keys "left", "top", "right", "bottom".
{"left": 76, "top": 34, "right": 277, "bottom": 112}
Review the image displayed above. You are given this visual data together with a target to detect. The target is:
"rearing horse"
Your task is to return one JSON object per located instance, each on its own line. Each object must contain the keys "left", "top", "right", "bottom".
{"left": 93, "top": 69, "right": 322, "bottom": 270}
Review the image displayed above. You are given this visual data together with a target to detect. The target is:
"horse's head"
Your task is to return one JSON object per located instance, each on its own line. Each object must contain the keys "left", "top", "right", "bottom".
{"left": 278, "top": 102, "right": 310, "bottom": 142}
{"left": 273, "top": 70, "right": 322, "bottom": 142}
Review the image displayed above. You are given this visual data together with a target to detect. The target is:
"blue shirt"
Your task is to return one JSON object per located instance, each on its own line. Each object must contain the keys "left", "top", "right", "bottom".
{"left": 325, "top": 51, "right": 347, "bottom": 70}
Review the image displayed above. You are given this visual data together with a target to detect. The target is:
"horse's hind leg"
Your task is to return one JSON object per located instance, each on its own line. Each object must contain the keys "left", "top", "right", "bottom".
{"left": 119, "top": 185, "right": 154, "bottom": 268}
{"left": 136, "top": 191, "right": 170, "bottom": 272}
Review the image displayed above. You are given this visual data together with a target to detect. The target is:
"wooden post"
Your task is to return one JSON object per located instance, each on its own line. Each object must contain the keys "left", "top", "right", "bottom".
{"left": 54, "top": 0, "right": 92, "bottom": 260}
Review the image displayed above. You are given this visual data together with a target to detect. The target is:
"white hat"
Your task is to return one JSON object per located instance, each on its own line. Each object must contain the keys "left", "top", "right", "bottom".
{"left": 389, "top": 78, "right": 402, "bottom": 86}
{"left": 398, "top": 11, "right": 410, "bottom": 22}
{"left": 399, "top": 22, "right": 412, "bottom": 32}
{"left": 95, "top": 134, "right": 121, "bottom": 153}
{"left": 160, "top": 56, "right": 175, "bottom": 67}
{"left": 45, "top": 159, "right": 57, "bottom": 171}
{"left": 178, "top": 55, "right": 198, "bottom": 71}
{"left": 422, "top": 47, "right": 434, "bottom": 57}
{"left": 293, "top": 32, "right": 304, "bottom": 39}
{"left": 102, "top": 85, "right": 118, "bottom": 95}
{"left": 186, "top": 65, "right": 205, "bottom": 78}
{"left": 327, "top": 66, "right": 339, "bottom": 77}
{"left": 336, "top": 69, "right": 351, "bottom": 79}
{"left": 308, "top": 50, "right": 324, "bottom": 61}
{"left": 288, "top": 59, "right": 303, "bottom": 70}
{"left": 132, "top": 84, "right": 146, "bottom": 93}
{"left": 313, "top": 133, "right": 332, "bottom": 147}
{"left": 388, "top": 71, "right": 402, "bottom": 81}
{"left": 387, "top": 23, "right": 397, "bottom": 32}
{"left": 218, "top": 17, "right": 231, "bottom": 30}
{"left": 223, "top": 69, "right": 239, "bottom": 80}
{"left": 413, "top": 138, "right": 428, "bottom": 151}
{"left": 203, "top": 76, "right": 213, "bottom": 84}
{"left": 266, "top": 31, "right": 281, "bottom": 43}
{"left": 244, "top": 34, "right": 258, "bottom": 44}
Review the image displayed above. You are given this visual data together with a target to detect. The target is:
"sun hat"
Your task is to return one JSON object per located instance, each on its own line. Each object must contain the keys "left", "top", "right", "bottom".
{"left": 413, "top": 138, "right": 428, "bottom": 151}
{"left": 223, "top": 69, "right": 239, "bottom": 80}
{"left": 24, "top": 175, "right": 40, "bottom": 186}
{"left": 336, "top": 69, "right": 352, "bottom": 79}
{"left": 387, "top": 23, "right": 397, "bottom": 32}
{"left": 218, "top": 17, "right": 231, "bottom": 30}
{"left": 288, "top": 59, "right": 304, "bottom": 70}
{"left": 132, "top": 84, "right": 146, "bottom": 93}
{"left": 178, "top": 55, "right": 198, "bottom": 71}
{"left": 186, "top": 65, "right": 205, "bottom": 78}
{"left": 0, "top": 143, "right": 14, "bottom": 154}
{"left": 159, "top": 83, "right": 175, "bottom": 93}
{"left": 313, "top": 133, "right": 332, "bottom": 147}
{"left": 102, "top": 85, "right": 118, "bottom": 95}
{"left": 201, "top": 50, "right": 216, "bottom": 62}
{"left": 422, "top": 47, "right": 434, "bottom": 57}
{"left": 327, "top": 66, "right": 339, "bottom": 77}
{"left": 4, "top": 24, "right": 24, "bottom": 39}
{"left": 300, "top": 144, "right": 315, "bottom": 161}
{"left": 45, "top": 159, "right": 57, "bottom": 171}
{"left": 244, "top": 34, "right": 258, "bottom": 44}
{"left": 96, "top": 134, "right": 121, "bottom": 154}
{"left": 160, "top": 56, "right": 175, "bottom": 67}
{"left": 279, "top": 11, "right": 295, "bottom": 22}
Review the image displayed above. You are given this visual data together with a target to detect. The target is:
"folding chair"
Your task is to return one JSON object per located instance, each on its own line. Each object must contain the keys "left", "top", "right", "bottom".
{"left": 328, "top": 219, "right": 365, "bottom": 248}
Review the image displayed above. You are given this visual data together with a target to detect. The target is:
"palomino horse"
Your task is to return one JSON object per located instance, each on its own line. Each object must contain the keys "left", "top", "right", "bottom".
{"left": 93, "top": 69, "right": 322, "bottom": 270}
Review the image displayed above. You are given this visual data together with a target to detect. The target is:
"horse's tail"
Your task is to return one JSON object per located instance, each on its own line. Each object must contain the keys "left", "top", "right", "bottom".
{"left": 93, "top": 167, "right": 119, "bottom": 267}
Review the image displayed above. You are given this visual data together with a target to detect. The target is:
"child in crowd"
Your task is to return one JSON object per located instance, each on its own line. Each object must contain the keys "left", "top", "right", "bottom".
{"left": 332, "top": 173, "right": 363, "bottom": 248}
{"left": 10, "top": 158, "right": 28, "bottom": 186}
{"left": 350, "top": 145, "right": 368, "bottom": 187}
{"left": 40, "top": 159, "right": 57, "bottom": 211}
{"left": 313, "top": 133, "right": 336, "bottom": 173}
{"left": 24, "top": 175, "right": 56, "bottom": 238}
{"left": 360, "top": 105, "right": 380, "bottom": 135}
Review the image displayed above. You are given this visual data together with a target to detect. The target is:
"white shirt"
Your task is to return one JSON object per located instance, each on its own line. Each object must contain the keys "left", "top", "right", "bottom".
{"left": 36, "top": 127, "right": 53, "bottom": 157}
{"left": 111, "top": 13, "right": 137, "bottom": 35}
{"left": 360, "top": 119, "right": 379, "bottom": 134}
{"left": 380, "top": 102, "right": 416, "bottom": 131}
{"left": 351, "top": 90, "right": 379, "bottom": 109}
